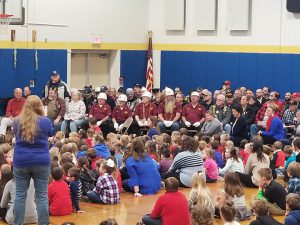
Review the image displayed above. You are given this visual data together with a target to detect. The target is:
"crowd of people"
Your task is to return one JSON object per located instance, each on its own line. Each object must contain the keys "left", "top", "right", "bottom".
{"left": 0, "top": 71, "right": 299, "bottom": 225}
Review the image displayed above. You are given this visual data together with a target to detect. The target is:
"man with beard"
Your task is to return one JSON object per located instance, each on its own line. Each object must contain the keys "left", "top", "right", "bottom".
{"left": 175, "top": 93, "right": 186, "bottom": 108}
{"left": 126, "top": 88, "right": 141, "bottom": 112}
{"left": 23, "top": 86, "right": 31, "bottom": 99}
{"left": 255, "top": 89, "right": 267, "bottom": 109}
{"left": 158, "top": 88, "right": 181, "bottom": 133}
{"left": 201, "top": 89, "right": 214, "bottom": 111}
{"left": 182, "top": 92, "right": 206, "bottom": 131}
{"left": 282, "top": 92, "right": 292, "bottom": 110}
{"left": 43, "top": 71, "right": 70, "bottom": 99}
{"left": 132, "top": 91, "right": 157, "bottom": 135}
{"left": 42, "top": 88, "right": 66, "bottom": 131}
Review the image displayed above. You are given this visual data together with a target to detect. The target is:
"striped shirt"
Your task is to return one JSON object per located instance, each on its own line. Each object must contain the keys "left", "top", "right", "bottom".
{"left": 69, "top": 180, "right": 82, "bottom": 211}
{"left": 94, "top": 173, "right": 120, "bottom": 205}
{"left": 168, "top": 151, "right": 203, "bottom": 187}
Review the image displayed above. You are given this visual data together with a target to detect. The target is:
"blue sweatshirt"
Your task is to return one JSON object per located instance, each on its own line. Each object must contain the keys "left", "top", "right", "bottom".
{"left": 126, "top": 155, "right": 161, "bottom": 194}
{"left": 77, "top": 143, "right": 111, "bottom": 159}
{"left": 13, "top": 117, "right": 54, "bottom": 168}
{"left": 262, "top": 117, "right": 285, "bottom": 141}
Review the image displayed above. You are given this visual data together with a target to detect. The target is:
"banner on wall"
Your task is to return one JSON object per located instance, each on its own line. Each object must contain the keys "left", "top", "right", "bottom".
{"left": 145, "top": 31, "right": 153, "bottom": 91}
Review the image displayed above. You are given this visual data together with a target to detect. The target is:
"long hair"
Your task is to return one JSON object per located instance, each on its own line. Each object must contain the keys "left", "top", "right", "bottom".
{"left": 0, "top": 165, "right": 13, "bottom": 200}
{"left": 190, "top": 203, "right": 215, "bottom": 225}
{"left": 17, "top": 95, "right": 44, "bottom": 143}
{"left": 190, "top": 173, "right": 214, "bottom": 211}
{"left": 224, "top": 172, "right": 244, "bottom": 198}
{"left": 252, "top": 139, "right": 266, "bottom": 162}
{"left": 132, "top": 138, "right": 147, "bottom": 161}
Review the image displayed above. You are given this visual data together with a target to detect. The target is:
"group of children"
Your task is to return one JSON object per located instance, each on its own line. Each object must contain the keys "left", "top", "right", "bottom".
{"left": 0, "top": 122, "right": 299, "bottom": 225}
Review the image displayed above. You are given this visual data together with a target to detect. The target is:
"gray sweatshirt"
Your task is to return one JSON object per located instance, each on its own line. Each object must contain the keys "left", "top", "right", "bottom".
{"left": 201, "top": 118, "right": 223, "bottom": 136}
{"left": 0, "top": 179, "right": 37, "bottom": 225}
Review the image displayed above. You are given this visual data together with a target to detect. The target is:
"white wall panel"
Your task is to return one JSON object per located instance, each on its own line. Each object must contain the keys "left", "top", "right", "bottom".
{"left": 164, "top": 0, "right": 185, "bottom": 30}
{"left": 195, "top": 0, "right": 217, "bottom": 30}
{"left": 228, "top": 0, "right": 250, "bottom": 30}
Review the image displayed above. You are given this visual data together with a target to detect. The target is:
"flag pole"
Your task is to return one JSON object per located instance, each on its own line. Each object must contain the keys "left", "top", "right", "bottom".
{"left": 146, "top": 30, "right": 154, "bottom": 92}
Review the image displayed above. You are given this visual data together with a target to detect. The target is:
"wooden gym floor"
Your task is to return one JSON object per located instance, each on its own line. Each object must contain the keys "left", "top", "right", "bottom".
{"left": 0, "top": 182, "right": 285, "bottom": 225}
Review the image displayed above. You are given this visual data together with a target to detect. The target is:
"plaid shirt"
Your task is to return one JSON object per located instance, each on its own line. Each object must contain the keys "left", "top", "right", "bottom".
{"left": 94, "top": 173, "right": 120, "bottom": 204}
{"left": 255, "top": 101, "right": 283, "bottom": 123}
{"left": 282, "top": 109, "right": 300, "bottom": 125}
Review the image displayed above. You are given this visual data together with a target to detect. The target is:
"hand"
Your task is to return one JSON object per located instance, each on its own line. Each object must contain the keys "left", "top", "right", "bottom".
{"left": 138, "top": 120, "right": 144, "bottom": 127}
{"left": 96, "top": 120, "right": 102, "bottom": 126}
{"left": 168, "top": 121, "right": 173, "bottom": 127}
{"left": 193, "top": 122, "right": 201, "bottom": 127}
{"left": 134, "top": 192, "right": 142, "bottom": 197}
{"left": 185, "top": 121, "right": 191, "bottom": 127}
{"left": 76, "top": 210, "right": 86, "bottom": 214}
{"left": 119, "top": 123, "right": 124, "bottom": 130}
{"left": 54, "top": 119, "right": 60, "bottom": 125}
{"left": 114, "top": 123, "right": 119, "bottom": 130}
{"left": 163, "top": 120, "right": 169, "bottom": 127}
{"left": 258, "top": 131, "right": 262, "bottom": 135}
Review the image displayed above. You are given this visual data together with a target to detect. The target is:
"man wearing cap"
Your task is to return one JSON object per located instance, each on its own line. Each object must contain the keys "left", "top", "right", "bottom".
{"left": 182, "top": 91, "right": 206, "bottom": 131}
{"left": 126, "top": 88, "right": 141, "bottom": 112}
{"left": 132, "top": 91, "right": 157, "bottom": 135}
{"left": 133, "top": 84, "right": 142, "bottom": 98}
{"left": 291, "top": 93, "right": 300, "bottom": 110}
{"left": 209, "top": 94, "right": 232, "bottom": 134}
{"left": 112, "top": 94, "right": 132, "bottom": 132}
{"left": 98, "top": 86, "right": 116, "bottom": 111}
{"left": 89, "top": 92, "right": 112, "bottom": 138}
{"left": 282, "top": 100, "right": 300, "bottom": 132}
{"left": 201, "top": 89, "right": 213, "bottom": 111}
{"left": 222, "top": 80, "right": 232, "bottom": 93}
{"left": 0, "top": 88, "right": 25, "bottom": 142}
{"left": 43, "top": 71, "right": 70, "bottom": 99}
{"left": 157, "top": 88, "right": 182, "bottom": 133}
{"left": 42, "top": 88, "right": 66, "bottom": 131}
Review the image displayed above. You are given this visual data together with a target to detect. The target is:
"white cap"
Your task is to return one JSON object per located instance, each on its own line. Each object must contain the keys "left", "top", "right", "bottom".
{"left": 97, "top": 92, "right": 107, "bottom": 100}
{"left": 142, "top": 91, "right": 152, "bottom": 98}
{"left": 191, "top": 91, "right": 200, "bottom": 97}
{"left": 165, "top": 87, "right": 174, "bottom": 96}
{"left": 118, "top": 94, "right": 127, "bottom": 102}
{"left": 95, "top": 87, "right": 101, "bottom": 92}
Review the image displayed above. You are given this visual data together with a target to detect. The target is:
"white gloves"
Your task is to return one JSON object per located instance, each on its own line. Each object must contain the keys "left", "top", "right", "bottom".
{"left": 96, "top": 120, "right": 102, "bottom": 126}
{"left": 193, "top": 122, "right": 201, "bottom": 127}
{"left": 138, "top": 120, "right": 144, "bottom": 127}
{"left": 185, "top": 121, "right": 191, "bottom": 127}
{"left": 164, "top": 121, "right": 173, "bottom": 127}
{"left": 119, "top": 123, "right": 124, "bottom": 130}
{"left": 114, "top": 123, "right": 119, "bottom": 130}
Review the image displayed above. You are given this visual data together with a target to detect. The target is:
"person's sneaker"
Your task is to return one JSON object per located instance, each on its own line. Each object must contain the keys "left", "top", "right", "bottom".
{"left": 0, "top": 135, "right": 5, "bottom": 143}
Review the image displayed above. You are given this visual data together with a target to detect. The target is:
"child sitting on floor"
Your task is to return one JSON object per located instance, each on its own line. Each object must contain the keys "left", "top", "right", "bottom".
{"left": 188, "top": 172, "right": 214, "bottom": 215}
{"left": 219, "top": 147, "right": 244, "bottom": 176}
{"left": 220, "top": 201, "right": 241, "bottom": 225}
{"left": 48, "top": 167, "right": 72, "bottom": 216}
{"left": 159, "top": 148, "right": 173, "bottom": 175}
{"left": 77, "top": 156, "right": 96, "bottom": 196}
{"left": 85, "top": 128, "right": 95, "bottom": 148}
{"left": 211, "top": 140, "right": 225, "bottom": 168}
{"left": 86, "top": 159, "right": 120, "bottom": 204}
{"left": 190, "top": 203, "right": 215, "bottom": 225}
{"left": 67, "top": 167, "right": 84, "bottom": 213}
{"left": 284, "top": 193, "right": 300, "bottom": 225}
{"left": 89, "top": 116, "right": 101, "bottom": 134}
{"left": 141, "top": 177, "right": 190, "bottom": 225}
{"left": 249, "top": 199, "right": 282, "bottom": 225}
{"left": 287, "top": 162, "right": 300, "bottom": 195}
{"left": 203, "top": 147, "right": 218, "bottom": 183}
{"left": 257, "top": 167, "right": 286, "bottom": 215}
{"left": 145, "top": 141, "right": 159, "bottom": 162}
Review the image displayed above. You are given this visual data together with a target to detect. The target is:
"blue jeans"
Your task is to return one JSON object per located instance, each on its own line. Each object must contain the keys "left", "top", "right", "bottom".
{"left": 86, "top": 191, "right": 103, "bottom": 204}
{"left": 142, "top": 214, "right": 162, "bottom": 225}
{"left": 122, "top": 179, "right": 134, "bottom": 193}
{"left": 61, "top": 119, "right": 85, "bottom": 134}
{"left": 224, "top": 123, "right": 231, "bottom": 134}
{"left": 158, "top": 121, "right": 180, "bottom": 134}
{"left": 13, "top": 166, "right": 50, "bottom": 225}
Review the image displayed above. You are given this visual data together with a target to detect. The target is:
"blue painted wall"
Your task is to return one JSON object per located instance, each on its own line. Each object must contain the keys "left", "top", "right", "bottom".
{"left": 120, "top": 50, "right": 147, "bottom": 89}
{"left": 160, "top": 51, "right": 300, "bottom": 97}
{"left": 0, "top": 49, "right": 67, "bottom": 98}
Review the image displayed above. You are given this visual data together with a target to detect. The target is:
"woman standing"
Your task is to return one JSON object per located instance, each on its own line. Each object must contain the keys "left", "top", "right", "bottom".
{"left": 61, "top": 88, "right": 86, "bottom": 134}
{"left": 13, "top": 95, "right": 54, "bottom": 225}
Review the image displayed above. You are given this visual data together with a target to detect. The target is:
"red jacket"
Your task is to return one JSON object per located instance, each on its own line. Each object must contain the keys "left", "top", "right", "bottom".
{"left": 150, "top": 191, "right": 190, "bottom": 225}
{"left": 6, "top": 98, "right": 25, "bottom": 117}
{"left": 274, "top": 150, "right": 285, "bottom": 168}
{"left": 48, "top": 180, "right": 72, "bottom": 216}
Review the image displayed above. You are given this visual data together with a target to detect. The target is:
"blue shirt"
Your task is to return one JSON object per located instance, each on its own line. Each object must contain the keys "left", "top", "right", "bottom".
{"left": 13, "top": 116, "right": 54, "bottom": 168}
{"left": 285, "top": 153, "right": 296, "bottom": 170}
{"left": 262, "top": 117, "right": 285, "bottom": 141}
{"left": 214, "top": 150, "right": 225, "bottom": 168}
{"left": 77, "top": 143, "right": 111, "bottom": 159}
{"left": 126, "top": 155, "right": 161, "bottom": 194}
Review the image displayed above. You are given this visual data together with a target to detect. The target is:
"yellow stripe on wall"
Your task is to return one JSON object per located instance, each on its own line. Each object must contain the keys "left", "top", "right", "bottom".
{"left": 0, "top": 40, "right": 300, "bottom": 53}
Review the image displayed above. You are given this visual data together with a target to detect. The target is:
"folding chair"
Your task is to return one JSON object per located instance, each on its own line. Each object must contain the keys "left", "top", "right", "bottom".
{"left": 117, "top": 117, "right": 133, "bottom": 135}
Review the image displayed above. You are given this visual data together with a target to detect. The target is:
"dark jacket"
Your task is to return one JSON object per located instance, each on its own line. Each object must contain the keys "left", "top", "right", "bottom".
{"left": 284, "top": 210, "right": 300, "bottom": 225}
{"left": 42, "top": 97, "right": 66, "bottom": 118}
{"left": 231, "top": 116, "right": 248, "bottom": 139}
{"left": 43, "top": 79, "right": 70, "bottom": 99}
{"left": 250, "top": 215, "right": 282, "bottom": 225}
{"left": 243, "top": 105, "right": 257, "bottom": 126}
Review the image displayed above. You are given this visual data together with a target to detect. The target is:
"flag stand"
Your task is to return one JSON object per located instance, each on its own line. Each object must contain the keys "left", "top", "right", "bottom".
{"left": 145, "top": 30, "right": 153, "bottom": 92}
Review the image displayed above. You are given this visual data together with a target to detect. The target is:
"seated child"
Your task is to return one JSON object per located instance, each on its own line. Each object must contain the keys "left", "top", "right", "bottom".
{"left": 67, "top": 167, "right": 84, "bottom": 213}
{"left": 211, "top": 140, "right": 225, "bottom": 168}
{"left": 86, "top": 159, "right": 120, "bottom": 204}
{"left": 145, "top": 141, "right": 159, "bottom": 162}
{"left": 249, "top": 199, "right": 282, "bottom": 225}
{"left": 0, "top": 178, "right": 37, "bottom": 224}
{"left": 257, "top": 168, "right": 286, "bottom": 215}
{"left": 85, "top": 128, "right": 95, "bottom": 148}
{"left": 189, "top": 173, "right": 214, "bottom": 215}
{"left": 142, "top": 177, "right": 190, "bottom": 225}
{"left": 220, "top": 201, "right": 241, "bottom": 225}
{"left": 287, "top": 162, "right": 300, "bottom": 195}
{"left": 0, "top": 164, "right": 13, "bottom": 202}
{"left": 55, "top": 131, "right": 65, "bottom": 144}
{"left": 190, "top": 203, "right": 214, "bottom": 225}
{"left": 238, "top": 139, "right": 248, "bottom": 161}
{"left": 203, "top": 148, "right": 218, "bottom": 183}
{"left": 284, "top": 193, "right": 300, "bottom": 225}
{"left": 109, "top": 138, "right": 123, "bottom": 168}
{"left": 271, "top": 141, "right": 285, "bottom": 170}
{"left": 89, "top": 116, "right": 101, "bottom": 134}
{"left": 147, "top": 117, "right": 159, "bottom": 139}
{"left": 242, "top": 143, "right": 252, "bottom": 165}
{"left": 107, "top": 156, "right": 122, "bottom": 191}
{"left": 219, "top": 147, "right": 244, "bottom": 176}
{"left": 77, "top": 156, "right": 96, "bottom": 196}
{"left": 159, "top": 148, "right": 173, "bottom": 175}
{"left": 86, "top": 148, "right": 102, "bottom": 171}
{"left": 48, "top": 167, "right": 72, "bottom": 216}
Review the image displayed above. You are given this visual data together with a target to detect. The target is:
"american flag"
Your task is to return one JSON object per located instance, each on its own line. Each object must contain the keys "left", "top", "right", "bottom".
{"left": 145, "top": 35, "right": 153, "bottom": 91}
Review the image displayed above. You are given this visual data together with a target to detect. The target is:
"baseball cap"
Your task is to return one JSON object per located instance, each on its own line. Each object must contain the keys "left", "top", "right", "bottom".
{"left": 289, "top": 100, "right": 298, "bottom": 106}
{"left": 51, "top": 71, "right": 59, "bottom": 76}
{"left": 191, "top": 92, "right": 200, "bottom": 97}
{"left": 134, "top": 84, "right": 142, "bottom": 88}
{"left": 226, "top": 92, "right": 233, "bottom": 98}
{"left": 224, "top": 80, "right": 231, "bottom": 85}
{"left": 292, "top": 93, "right": 300, "bottom": 98}
{"left": 100, "top": 86, "right": 108, "bottom": 92}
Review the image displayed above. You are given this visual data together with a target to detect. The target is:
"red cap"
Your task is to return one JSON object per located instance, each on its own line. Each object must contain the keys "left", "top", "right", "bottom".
{"left": 291, "top": 93, "right": 300, "bottom": 98}
{"left": 224, "top": 80, "right": 231, "bottom": 85}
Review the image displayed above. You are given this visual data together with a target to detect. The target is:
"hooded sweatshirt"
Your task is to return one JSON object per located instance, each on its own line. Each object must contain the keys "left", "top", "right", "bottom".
{"left": 250, "top": 215, "right": 282, "bottom": 225}
{"left": 284, "top": 210, "right": 300, "bottom": 225}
